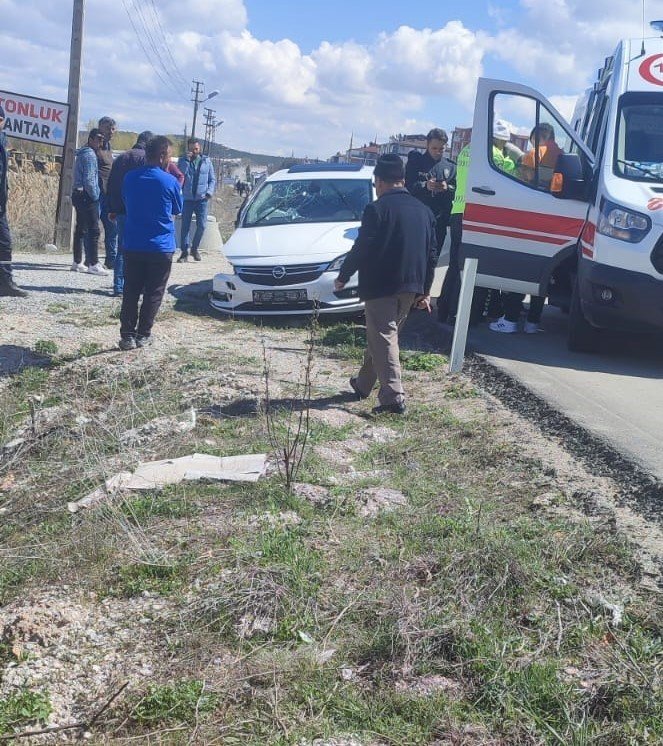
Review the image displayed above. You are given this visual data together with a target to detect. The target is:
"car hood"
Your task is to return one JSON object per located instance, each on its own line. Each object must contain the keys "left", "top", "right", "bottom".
{"left": 222, "top": 222, "right": 359, "bottom": 265}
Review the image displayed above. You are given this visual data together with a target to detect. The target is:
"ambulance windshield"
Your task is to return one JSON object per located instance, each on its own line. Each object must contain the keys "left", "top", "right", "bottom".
{"left": 615, "top": 93, "right": 663, "bottom": 182}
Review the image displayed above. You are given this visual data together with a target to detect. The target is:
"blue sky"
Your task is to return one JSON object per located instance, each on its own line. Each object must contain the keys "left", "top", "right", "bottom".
{"left": 0, "top": 0, "right": 649, "bottom": 158}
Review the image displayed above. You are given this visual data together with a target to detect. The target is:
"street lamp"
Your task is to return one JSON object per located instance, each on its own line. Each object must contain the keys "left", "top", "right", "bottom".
{"left": 192, "top": 87, "right": 219, "bottom": 140}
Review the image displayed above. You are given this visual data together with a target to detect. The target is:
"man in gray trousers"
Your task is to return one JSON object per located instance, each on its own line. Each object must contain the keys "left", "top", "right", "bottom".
{"left": 334, "top": 154, "right": 437, "bottom": 414}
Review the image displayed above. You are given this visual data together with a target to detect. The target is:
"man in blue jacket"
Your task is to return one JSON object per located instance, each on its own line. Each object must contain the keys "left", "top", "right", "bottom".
{"left": 0, "top": 105, "right": 28, "bottom": 297}
{"left": 334, "top": 154, "right": 437, "bottom": 415}
{"left": 72, "top": 128, "right": 107, "bottom": 274}
{"left": 177, "top": 138, "right": 215, "bottom": 262}
{"left": 118, "top": 136, "right": 183, "bottom": 350}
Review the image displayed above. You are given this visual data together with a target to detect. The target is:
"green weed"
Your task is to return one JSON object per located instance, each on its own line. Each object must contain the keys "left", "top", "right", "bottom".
{"left": 0, "top": 687, "right": 52, "bottom": 734}
{"left": 131, "top": 680, "right": 217, "bottom": 725}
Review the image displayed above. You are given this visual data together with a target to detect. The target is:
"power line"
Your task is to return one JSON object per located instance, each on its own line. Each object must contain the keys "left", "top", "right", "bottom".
{"left": 121, "top": 0, "right": 188, "bottom": 101}
{"left": 131, "top": 0, "right": 186, "bottom": 94}
{"left": 144, "top": 0, "right": 189, "bottom": 90}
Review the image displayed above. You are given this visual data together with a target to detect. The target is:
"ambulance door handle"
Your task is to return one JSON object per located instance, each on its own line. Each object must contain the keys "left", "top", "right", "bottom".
{"left": 472, "top": 186, "right": 496, "bottom": 196}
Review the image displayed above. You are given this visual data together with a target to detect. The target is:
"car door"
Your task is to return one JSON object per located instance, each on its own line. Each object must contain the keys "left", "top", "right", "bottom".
{"left": 462, "top": 78, "right": 595, "bottom": 295}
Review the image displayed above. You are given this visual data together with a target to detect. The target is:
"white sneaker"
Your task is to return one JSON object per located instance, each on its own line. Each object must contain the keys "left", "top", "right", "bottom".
{"left": 523, "top": 321, "right": 543, "bottom": 334}
{"left": 87, "top": 263, "right": 109, "bottom": 275}
{"left": 489, "top": 316, "right": 519, "bottom": 334}
{"left": 70, "top": 262, "right": 86, "bottom": 272}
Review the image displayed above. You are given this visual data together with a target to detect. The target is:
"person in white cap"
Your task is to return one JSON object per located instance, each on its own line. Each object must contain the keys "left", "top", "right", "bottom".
{"left": 492, "top": 119, "right": 520, "bottom": 174}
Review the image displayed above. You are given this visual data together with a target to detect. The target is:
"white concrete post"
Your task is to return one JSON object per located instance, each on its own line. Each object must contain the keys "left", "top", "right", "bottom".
{"left": 448, "top": 257, "right": 478, "bottom": 374}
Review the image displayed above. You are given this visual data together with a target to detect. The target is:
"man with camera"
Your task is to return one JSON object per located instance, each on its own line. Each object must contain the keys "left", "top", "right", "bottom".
{"left": 405, "top": 128, "right": 456, "bottom": 255}
{"left": 177, "top": 138, "right": 216, "bottom": 262}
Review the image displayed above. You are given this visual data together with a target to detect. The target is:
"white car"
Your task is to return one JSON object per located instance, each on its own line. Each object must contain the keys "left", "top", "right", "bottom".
{"left": 210, "top": 164, "right": 374, "bottom": 316}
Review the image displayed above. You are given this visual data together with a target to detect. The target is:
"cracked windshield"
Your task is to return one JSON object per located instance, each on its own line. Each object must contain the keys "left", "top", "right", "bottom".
{"left": 244, "top": 178, "right": 372, "bottom": 226}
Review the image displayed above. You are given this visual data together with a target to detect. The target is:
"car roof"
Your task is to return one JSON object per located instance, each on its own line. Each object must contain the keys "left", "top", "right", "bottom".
{"left": 265, "top": 165, "right": 374, "bottom": 182}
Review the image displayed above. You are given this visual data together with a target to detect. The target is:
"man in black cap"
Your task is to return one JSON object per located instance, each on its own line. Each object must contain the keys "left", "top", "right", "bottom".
{"left": 334, "top": 154, "right": 437, "bottom": 415}
{"left": 0, "top": 105, "right": 28, "bottom": 297}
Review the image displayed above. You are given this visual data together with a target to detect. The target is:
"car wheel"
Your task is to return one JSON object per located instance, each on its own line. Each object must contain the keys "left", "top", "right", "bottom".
{"left": 567, "top": 277, "right": 600, "bottom": 353}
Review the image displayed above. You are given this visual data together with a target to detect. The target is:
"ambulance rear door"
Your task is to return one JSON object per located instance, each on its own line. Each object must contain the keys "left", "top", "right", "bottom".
{"left": 463, "top": 78, "right": 595, "bottom": 295}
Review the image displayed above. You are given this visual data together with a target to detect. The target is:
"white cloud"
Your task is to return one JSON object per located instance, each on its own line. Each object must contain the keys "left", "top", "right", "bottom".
{"left": 0, "top": 0, "right": 649, "bottom": 158}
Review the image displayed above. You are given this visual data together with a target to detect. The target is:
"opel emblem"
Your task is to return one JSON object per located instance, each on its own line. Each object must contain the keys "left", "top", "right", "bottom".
{"left": 272, "top": 265, "right": 286, "bottom": 279}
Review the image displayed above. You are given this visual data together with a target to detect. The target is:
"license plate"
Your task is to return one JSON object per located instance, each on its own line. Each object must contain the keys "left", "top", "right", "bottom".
{"left": 253, "top": 289, "right": 308, "bottom": 304}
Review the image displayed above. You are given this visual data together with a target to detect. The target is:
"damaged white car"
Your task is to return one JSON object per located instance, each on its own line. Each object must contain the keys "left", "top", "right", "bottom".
{"left": 210, "top": 164, "right": 374, "bottom": 316}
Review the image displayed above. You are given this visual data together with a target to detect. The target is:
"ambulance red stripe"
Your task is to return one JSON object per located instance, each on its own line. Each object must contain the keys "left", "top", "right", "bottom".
{"left": 464, "top": 223, "right": 570, "bottom": 245}
{"left": 465, "top": 203, "right": 585, "bottom": 238}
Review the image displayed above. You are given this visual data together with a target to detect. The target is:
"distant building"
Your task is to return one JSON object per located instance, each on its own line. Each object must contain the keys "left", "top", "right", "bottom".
{"left": 378, "top": 134, "right": 427, "bottom": 161}
{"left": 346, "top": 142, "right": 379, "bottom": 166}
{"left": 450, "top": 127, "right": 472, "bottom": 160}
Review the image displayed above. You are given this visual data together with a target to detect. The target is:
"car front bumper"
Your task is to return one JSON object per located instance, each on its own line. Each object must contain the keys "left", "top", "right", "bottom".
{"left": 578, "top": 257, "right": 663, "bottom": 333}
{"left": 209, "top": 270, "right": 364, "bottom": 316}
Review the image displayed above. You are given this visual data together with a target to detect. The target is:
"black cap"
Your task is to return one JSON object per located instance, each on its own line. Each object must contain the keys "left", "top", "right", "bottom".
{"left": 136, "top": 130, "right": 155, "bottom": 147}
{"left": 88, "top": 128, "right": 104, "bottom": 141}
{"left": 374, "top": 154, "right": 404, "bottom": 182}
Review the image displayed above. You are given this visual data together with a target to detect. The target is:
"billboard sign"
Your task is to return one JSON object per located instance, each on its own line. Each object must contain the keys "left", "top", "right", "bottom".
{"left": 0, "top": 90, "right": 69, "bottom": 148}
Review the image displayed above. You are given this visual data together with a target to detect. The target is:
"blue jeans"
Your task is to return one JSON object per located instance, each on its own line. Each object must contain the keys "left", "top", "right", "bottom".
{"left": 100, "top": 192, "right": 118, "bottom": 267}
{"left": 114, "top": 214, "right": 126, "bottom": 295}
{"left": 180, "top": 199, "right": 208, "bottom": 254}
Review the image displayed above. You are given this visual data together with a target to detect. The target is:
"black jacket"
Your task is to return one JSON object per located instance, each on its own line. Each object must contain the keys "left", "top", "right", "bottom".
{"left": 106, "top": 144, "right": 146, "bottom": 215}
{"left": 337, "top": 188, "right": 437, "bottom": 301}
{"left": 405, "top": 149, "right": 456, "bottom": 221}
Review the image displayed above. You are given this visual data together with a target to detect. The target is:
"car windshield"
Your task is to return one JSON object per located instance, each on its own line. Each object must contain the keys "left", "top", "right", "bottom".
{"left": 615, "top": 93, "right": 663, "bottom": 182}
{"left": 243, "top": 178, "right": 372, "bottom": 227}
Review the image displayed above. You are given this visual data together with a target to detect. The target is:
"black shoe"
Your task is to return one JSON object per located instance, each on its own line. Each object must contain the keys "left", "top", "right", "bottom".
{"left": 349, "top": 377, "right": 368, "bottom": 400}
{"left": 0, "top": 278, "right": 28, "bottom": 297}
{"left": 118, "top": 336, "right": 136, "bottom": 351}
{"left": 135, "top": 335, "right": 152, "bottom": 348}
{"left": 192, "top": 250, "right": 202, "bottom": 261}
{"left": 177, "top": 253, "right": 189, "bottom": 263}
{"left": 372, "top": 401, "right": 406, "bottom": 416}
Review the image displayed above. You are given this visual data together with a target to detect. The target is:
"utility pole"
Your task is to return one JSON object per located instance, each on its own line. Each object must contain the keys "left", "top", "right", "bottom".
{"left": 190, "top": 80, "right": 204, "bottom": 141}
{"left": 203, "top": 108, "right": 215, "bottom": 155}
{"left": 54, "top": 0, "right": 85, "bottom": 250}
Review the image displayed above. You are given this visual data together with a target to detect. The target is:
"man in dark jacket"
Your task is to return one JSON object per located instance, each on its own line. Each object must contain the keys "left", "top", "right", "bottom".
{"left": 0, "top": 105, "right": 28, "bottom": 297}
{"left": 107, "top": 130, "right": 154, "bottom": 296}
{"left": 335, "top": 154, "right": 437, "bottom": 415}
{"left": 97, "top": 116, "right": 118, "bottom": 269}
{"left": 405, "top": 128, "right": 456, "bottom": 257}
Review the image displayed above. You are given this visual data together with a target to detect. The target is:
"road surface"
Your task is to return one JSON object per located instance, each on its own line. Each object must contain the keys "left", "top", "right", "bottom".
{"left": 429, "top": 267, "right": 663, "bottom": 482}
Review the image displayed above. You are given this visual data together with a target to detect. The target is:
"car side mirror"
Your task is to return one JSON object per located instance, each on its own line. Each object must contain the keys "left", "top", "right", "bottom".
{"left": 551, "top": 153, "right": 588, "bottom": 201}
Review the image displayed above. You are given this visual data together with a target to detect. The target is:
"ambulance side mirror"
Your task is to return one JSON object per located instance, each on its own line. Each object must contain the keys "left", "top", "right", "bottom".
{"left": 550, "top": 153, "right": 589, "bottom": 201}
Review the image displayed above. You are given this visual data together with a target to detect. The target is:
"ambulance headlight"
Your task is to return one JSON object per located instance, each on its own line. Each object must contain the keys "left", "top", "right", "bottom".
{"left": 597, "top": 200, "right": 650, "bottom": 243}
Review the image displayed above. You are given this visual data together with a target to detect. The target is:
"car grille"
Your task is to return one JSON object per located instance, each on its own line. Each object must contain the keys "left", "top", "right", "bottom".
{"left": 236, "top": 262, "right": 328, "bottom": 286}
{"left": 651, "top": 233, "right": 663, "bottom": 274}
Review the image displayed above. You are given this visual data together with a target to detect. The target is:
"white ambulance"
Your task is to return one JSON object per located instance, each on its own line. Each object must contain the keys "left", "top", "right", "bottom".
{"left": 464, "top": 32, "right": 663, "bottom": 351}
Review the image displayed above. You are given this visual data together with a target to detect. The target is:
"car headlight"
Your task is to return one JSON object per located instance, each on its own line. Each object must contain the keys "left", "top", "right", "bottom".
{"left": 326, "top": 254, "right": 347, "bottom": 272}
{"left": 597, "top": 199, "right": 650, "bottom": 243}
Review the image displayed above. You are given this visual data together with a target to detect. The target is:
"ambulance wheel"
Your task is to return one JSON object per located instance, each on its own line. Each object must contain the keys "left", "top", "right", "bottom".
{"left": 567, "top": 279, "right": 600, "bottom": 353}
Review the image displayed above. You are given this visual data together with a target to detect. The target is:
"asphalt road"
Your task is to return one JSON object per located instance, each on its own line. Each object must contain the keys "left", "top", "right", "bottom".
{"left": 430, "top": 266, "right": 663, "bottom": 482}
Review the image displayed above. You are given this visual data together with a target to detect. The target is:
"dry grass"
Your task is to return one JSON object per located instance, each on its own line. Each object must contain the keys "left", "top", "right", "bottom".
{"left": 0, "top": 330, "right": 661, "bottom": 744}
{"left": 6, "top": 170, "right": 58, "bottom": 251}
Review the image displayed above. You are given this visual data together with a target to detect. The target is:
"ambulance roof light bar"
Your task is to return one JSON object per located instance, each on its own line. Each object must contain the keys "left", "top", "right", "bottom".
{"left": 651, "top": 20, "right": 663, "bottom": 35}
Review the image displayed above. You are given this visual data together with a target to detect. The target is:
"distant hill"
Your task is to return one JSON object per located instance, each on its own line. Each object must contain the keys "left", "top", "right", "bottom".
{"left": 77, "top": 129, "right": 281, "bottom": 167}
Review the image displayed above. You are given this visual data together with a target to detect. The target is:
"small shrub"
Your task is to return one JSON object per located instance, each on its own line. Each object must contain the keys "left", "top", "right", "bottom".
{"left": 112, "top": 561, "right": 186, "bottom": 597}
{"left": 78, "top": 342, "right": 102, "bottom": 358}
{"left": 131, "top": 680, "right": 217, "bottom": 725}
{"left": 0, "top": 687, "right": 52, "bottom": 734}
{"left": 33, "top": 339, "right": 58, "bottom": 356}
{"left": 400, "top": 351, "right": 446, "bottom": 371}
